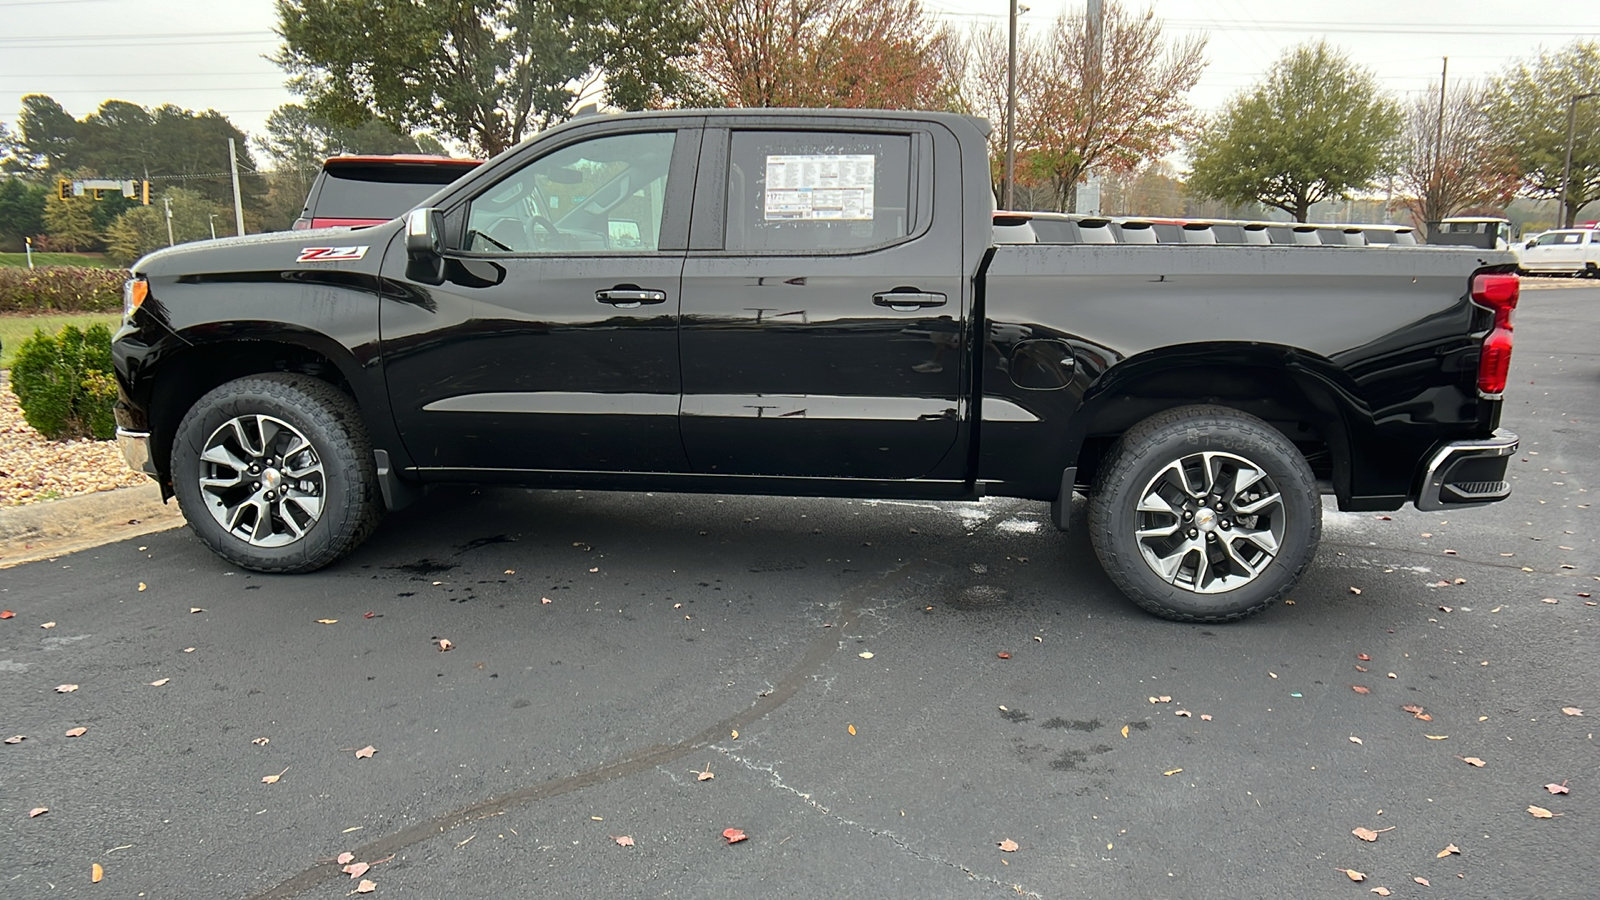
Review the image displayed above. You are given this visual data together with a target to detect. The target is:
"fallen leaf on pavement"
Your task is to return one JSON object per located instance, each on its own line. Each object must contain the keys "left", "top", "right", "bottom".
{"left": 56, "top": 684, "right": 78, "bottom": 693}
{"left": 314, "top": 618, "right": 338, "bottom": 625}
{"left": 40, "top": 621, "right": 55, "bottom": 629}
{"left": 614, "top": 835, "right": 635, "bottom": 847}
{"left": 189, "top": 607, "right": 204, "bottom": 614}
{"left": 1349, "top": 587, "right": 1362, "bottom": 595}
{"left": 1414, "top": 876, "right": 1431, "bottom": 886}
{"left": 138, "top": 582, "right": 147, "bottom": 592}
{"left": 1545, "top": 781, "right": 1569, "bottom": 795}
{"left": 149, "top": 678, "right": 169, "bottom": 687}
{"left": 4, "top": 735, "right": 23, "bottom": 744}
{"left": 696, "top": 764, "right": 714, "bottom": 782}
{"left": 1425, "top": 735, "right": 1449, "bottom": 740}
{"left": 1542, "top": 598, "right": 1559, "bottom": 604}
{"left": 29, "top": 807, "right": 47, "bottom": 817}
{"left": 1370, "top": 888, "right": 1392, "bottom": 896}
{"left": 996, "top": 651, "right": 1011, "bottom": 659}
{"left": 1121, "top": 725, "right": 1130, "bottom": 738}
{"left": 355, "top": 746, "right": 376, "bottom": 759}
{"left": 998, "top": 839, "right": 1019, "bottom": 852}
{"left": 1527, "top": 805, "right": 1559, "bottom": 818}
{"left": 1349, "top": 736, "right": 1363, "bottom": 745}
{"left": 1162, "top": 768, "right": 1183, "bottom": 776}
{"left": 1458, "top": 756, "right": 1485, "bottom": 768}
{"left": 1355, "top": 665, "right": 1368, "bottom": 672}
{"left": 1351, "top": 685, "right": 1371, "bottom": 694}
{"left": 343, "top": 861, "right": 370, "bottom": 878}
{"left": 857, "top": 651, "right": 873, "bottom": 659}
{"left": 1437, "top": 844, "right": 1460, "bottom": 858}
{"left": 1200, "top": 714, "right": 1213, "bottom": 721}
{"left": 262, "top": 766, "right": 289, "bottom": 784}
{"left": 1352, "top": 826, "right": 1393, "bottom": 842}
{"left": 436, "top": 638, "right": 453, "bottom": 651}
{"left": 848, "top": 724, "right": 856, "bottom": 735}
{"left": 252, "top": 737, "right": 269, "bottom": 746}
{"left": 1562, "top": 707, "right": 1583, "bottom": 716}
{"left": 355, "top": 879, "right": 376, "bottom": 893}
{"left": 0, "top": 610, "right": 13, "bottom": 618}
{"left": 722, "top": 827, "right": 747, "bottom": 844}
{"left": 1175, "top": 709, "right": 1192, "bottom": 717}
{"left": 92, "top": 862, "right": 103, "bottom": 883}
{"left": 65, "top": 727, "right": 86, "bottom": 738}
{"left": 337, "top": 852, "right": 355, "bottom": 865}
{"left": 1339, "top": 868, "right": 1367, "bottom": 882}
{"left": 183, "top": 647, "right": 195, "bottom": 653}
{"left": 1357, "top": 653, "right": 1371, "bottom": 661}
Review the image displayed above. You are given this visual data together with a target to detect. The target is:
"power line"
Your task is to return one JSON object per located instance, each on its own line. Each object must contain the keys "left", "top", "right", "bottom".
{"left": 0, "top": 29, "right": 272, "bottom": 44}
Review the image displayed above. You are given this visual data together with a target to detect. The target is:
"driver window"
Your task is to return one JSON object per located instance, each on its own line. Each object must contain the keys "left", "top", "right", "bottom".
{"left": 465, "top": 131, "right": 675, "bottom": 254}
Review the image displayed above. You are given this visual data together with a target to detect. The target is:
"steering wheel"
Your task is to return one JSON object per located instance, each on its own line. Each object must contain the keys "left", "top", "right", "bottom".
{"left": 529, "top": 214, "right": 573, "bottom": 250}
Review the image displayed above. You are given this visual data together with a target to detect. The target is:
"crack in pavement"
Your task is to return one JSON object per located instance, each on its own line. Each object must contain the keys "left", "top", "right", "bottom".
{"left": 712, "top": 745, "right": 1042, "bottom": 898}
{"left": 245, "top": 559, "right": 927, "bottom": 900}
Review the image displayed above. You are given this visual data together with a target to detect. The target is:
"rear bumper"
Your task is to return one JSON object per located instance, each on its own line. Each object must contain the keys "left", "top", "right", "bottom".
{"left": 1415, "top": 429, "right": 1517, "bottom": 511}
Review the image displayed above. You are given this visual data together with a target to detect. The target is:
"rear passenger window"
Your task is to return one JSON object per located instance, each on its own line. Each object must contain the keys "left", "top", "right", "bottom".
{"left": 725, "top": 131, "right": 914, "bottom": 252}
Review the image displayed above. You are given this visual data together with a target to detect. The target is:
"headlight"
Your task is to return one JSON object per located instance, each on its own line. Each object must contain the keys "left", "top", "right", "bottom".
{"left": 123, "top": 278, "right": 148, "bottom": 319}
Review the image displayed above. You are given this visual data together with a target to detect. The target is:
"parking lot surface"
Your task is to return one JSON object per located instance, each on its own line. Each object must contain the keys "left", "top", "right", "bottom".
{"left": 3, "top": 283, "right": 1595, "bottom": 899}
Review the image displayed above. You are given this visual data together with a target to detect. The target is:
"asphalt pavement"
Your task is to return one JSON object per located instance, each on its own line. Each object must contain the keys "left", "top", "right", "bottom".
{"left": 2, "top": 283, "right": 1596, "bottom": 899}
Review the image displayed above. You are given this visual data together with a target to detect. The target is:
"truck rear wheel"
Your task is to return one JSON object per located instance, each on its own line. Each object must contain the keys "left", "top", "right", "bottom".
{"left": 1087, "top": 405, "right": 1320, "bottom": 622}
{"left": 170, "top": 374, "right": 382, "bottom": 573}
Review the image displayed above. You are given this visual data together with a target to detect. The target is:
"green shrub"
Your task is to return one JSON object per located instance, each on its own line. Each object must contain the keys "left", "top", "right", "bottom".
{"left": 0, "top": 266, "right": 125, "bottom": 313}
{"left": 9, "top": 323, "right": 117, "bottom": 441}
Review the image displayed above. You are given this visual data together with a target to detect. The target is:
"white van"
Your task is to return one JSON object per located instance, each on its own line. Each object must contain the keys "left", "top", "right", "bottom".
{"left": 1519, "top": 228, "right": 1600, "bottom": 276}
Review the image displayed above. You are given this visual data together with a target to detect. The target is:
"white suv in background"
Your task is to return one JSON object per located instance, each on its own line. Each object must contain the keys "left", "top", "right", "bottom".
{"left": 1520, "top": 228, "right": 1600, "bottom": 277}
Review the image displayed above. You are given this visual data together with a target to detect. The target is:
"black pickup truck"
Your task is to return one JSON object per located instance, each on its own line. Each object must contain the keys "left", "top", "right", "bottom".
{"left": 112, "top": 109, "right": 1520, "bottom": 622}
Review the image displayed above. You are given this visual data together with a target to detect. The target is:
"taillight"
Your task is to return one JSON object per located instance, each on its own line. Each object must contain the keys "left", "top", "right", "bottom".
{"left": 291, "top": 218, "right": 312, "bottom": 231}
{"left": 1471, "top": 272, "right": 1518, "bottom": 397}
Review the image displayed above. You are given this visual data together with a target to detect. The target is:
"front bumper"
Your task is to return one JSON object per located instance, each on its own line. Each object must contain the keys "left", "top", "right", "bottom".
{"left": 1415, "top": 429, "right": 1518, "bottom": 511}
{"left": 116, "top": 427, "right": 158, "bottom": 477}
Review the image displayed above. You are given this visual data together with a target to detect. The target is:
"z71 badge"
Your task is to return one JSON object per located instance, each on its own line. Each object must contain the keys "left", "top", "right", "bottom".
{"left": 296, "top": 246, "right": 369, "bottom": 263}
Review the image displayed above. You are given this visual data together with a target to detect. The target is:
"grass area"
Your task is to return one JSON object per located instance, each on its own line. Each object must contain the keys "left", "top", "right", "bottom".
{"left": 0, "top": 313, "right": 122, "bottom": 369}
{"left": 0, "top": 252, "right": 121, "bottom": 269}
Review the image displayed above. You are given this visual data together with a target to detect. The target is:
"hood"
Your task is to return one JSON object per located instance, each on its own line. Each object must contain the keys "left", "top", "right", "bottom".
{"left": 133, "top": 221, "right": 400, "bottom": 278}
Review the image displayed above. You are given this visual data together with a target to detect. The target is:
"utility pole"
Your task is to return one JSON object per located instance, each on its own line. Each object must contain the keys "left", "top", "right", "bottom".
{"left": 228, "top": 137, "right": 246, "bottom": 237}
{"left": 1077, "top": 0, "right": 1105, "bottom": 215}
{"left": 1432, "top": 56, "right": 1448, "bottom": 221}
{"left": 163, "top": 196, "right": 175, "bottom": 246}
{"left": 1004, "top": 0, "right": 1019, "bottom": 210}
{"left": 1559, "top": 92, "right": 1599, "bottom": 228}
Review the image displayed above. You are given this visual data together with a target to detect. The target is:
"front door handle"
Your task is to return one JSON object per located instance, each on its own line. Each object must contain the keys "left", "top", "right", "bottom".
{"left": 873, "top": 289, "right": 947, "bottom": 311}
{"left": 597, "top": 286, "right": 668, "bottom": 308}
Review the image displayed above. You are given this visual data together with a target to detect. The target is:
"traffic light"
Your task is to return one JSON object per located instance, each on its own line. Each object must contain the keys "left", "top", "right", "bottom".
{"left": 58, "top": 179, "right": 71, "bottom": 201}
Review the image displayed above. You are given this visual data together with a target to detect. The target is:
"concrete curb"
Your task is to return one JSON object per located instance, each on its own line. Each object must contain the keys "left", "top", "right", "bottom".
{"left": 0, "top": 483, "right": 185, "bottom": 567}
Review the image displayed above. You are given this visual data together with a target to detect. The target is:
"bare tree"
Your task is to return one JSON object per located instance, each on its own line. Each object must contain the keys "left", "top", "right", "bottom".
{"left": 690, "top": 0, "right": 953, "bottom": 109}
{"left": 954, "top": 22, "right": 1048, "bottom": 202}
{"left": 1031, "top": 2, "right": 1206, "bottom": 212}
{"left": 1395, "top": 81, "right": 1518, "bottom": 227}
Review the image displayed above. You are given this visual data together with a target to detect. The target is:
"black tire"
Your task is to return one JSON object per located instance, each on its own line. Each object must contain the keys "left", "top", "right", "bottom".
{"left": 170, "top": 374, "right": 382, "bottom": 573}
{"left": 1087, "top": 405, "right": 1320, "bottom": 622}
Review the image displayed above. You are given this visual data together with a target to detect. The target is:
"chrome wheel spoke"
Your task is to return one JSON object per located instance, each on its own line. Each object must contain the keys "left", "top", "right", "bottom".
{"left": 1149, "top": 539, "right": 1200, "bottom": 583}
{"left": 1232, "top": 491, "right": 1281, "bottom": 515}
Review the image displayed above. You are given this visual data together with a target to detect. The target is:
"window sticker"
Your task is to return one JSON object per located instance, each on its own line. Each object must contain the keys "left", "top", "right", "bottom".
{"left": 764, "top": 154, "right": 875, "bottom": 221}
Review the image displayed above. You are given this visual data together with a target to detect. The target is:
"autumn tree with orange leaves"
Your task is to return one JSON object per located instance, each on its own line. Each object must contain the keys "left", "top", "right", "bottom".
{"left": 1394, "top": 81, "right": 1519, "bottom": 227}
{"left": 1028, "top": 2, "right": 1206, "bottom": 212}
{"left": 688, "top": 0, "right": 957, "bottom": 109}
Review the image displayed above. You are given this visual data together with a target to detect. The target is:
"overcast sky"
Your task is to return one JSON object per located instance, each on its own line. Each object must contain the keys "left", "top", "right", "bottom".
{"left": 3, "top": 0, "right": 1598, "bottom": 156}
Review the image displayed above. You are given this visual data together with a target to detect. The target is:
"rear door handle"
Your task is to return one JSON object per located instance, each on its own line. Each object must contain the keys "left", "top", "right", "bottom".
{"left": 597, "top": 286, "right": 668, "bottom": 308}
{"left": 873, "top": 290, "right": 947, "bottom": 310}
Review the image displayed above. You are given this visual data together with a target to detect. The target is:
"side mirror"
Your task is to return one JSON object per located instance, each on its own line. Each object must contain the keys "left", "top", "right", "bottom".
{"left": 406, "top": 208, "right": 445, "bottom": 258}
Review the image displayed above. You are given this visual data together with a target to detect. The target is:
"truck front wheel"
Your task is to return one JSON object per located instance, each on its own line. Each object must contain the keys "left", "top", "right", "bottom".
{"left": 170, "top": 374, "right": 382, "bottom": 573}
{"left": 1087, "top": 405, "right": 1321, "bottom": 622}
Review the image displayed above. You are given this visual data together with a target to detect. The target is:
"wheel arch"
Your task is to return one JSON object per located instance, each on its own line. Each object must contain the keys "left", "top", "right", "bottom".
{"left": 143, "top": 326, "right": 391, "bottom": 482}
{"left": 1066, "top": 343, "right": 1359, "bottom": 505}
